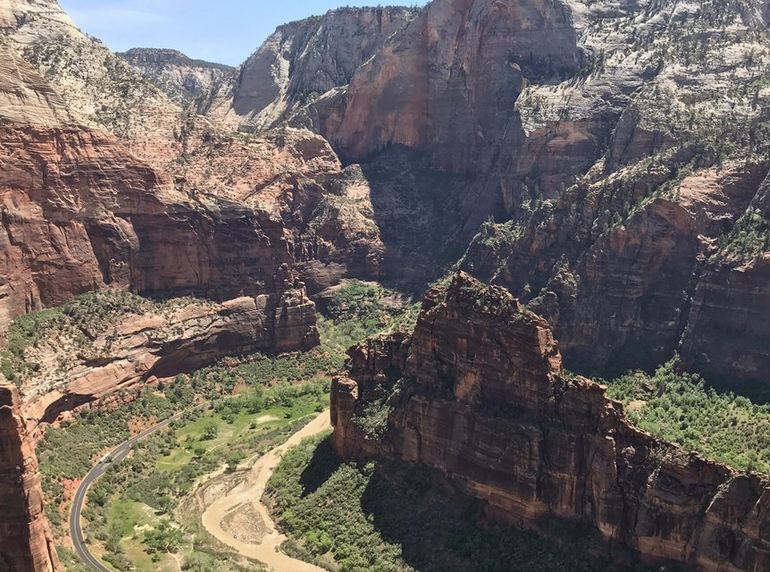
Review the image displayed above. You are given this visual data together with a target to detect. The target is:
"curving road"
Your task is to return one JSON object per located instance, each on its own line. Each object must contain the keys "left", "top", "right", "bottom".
{"left": 70, "top": 414, "right": 183, "bottom": 571}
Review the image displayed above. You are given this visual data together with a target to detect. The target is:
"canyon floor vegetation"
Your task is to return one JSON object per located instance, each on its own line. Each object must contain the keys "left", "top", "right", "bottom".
{"left": 33, "top": 280, "right": 415, "bottom": 571}
{"left": 265, "top": 435, "right": 653, "bottom": 572}
{"left": 604, "top": 360, "right": 770, "bottom": 474}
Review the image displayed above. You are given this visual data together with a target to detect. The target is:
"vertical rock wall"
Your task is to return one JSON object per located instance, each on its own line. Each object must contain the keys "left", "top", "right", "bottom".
{"left": 0, "top": 384, "right": 59, "bottom": 572}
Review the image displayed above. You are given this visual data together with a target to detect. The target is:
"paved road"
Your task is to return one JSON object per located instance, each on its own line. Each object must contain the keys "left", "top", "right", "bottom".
{"left": 69, "top": 414, "right": 183, "bottom": 571}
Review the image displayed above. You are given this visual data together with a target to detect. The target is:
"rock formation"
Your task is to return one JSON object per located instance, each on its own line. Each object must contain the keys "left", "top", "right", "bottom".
{"left": 201, "top": 7, "right": 417, "bottom": 131}
{"left": 332, "top": 273, "right": 770, "bottom": 571}
{"left": 0, "top": 47, "right": 314, "bottom": 333}
{"left": 327, "top": 0, "right": 583, "bottom": 175}
{"left": 0, "top": 0, "right": 182, "bottom": 167}
{"left": 0, "top": 383, "right": 59, "bottom": 572}
{"left": 20, "top": 284, "right": 318, "bottom": 427}
{"left": 119, "top": 48, "right": 234, "bottom": 103}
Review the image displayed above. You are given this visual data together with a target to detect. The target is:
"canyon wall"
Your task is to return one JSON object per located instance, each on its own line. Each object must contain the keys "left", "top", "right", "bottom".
{"left": 201, "top": 7, "right": 417, "bottom": 131}
{"left": 0, "top": 383, "right": 59, "bottom": 572}
{"left": 332, "top": 273, "right": 770, "bottom": 571}
{"left": 326, "top": 0, "right": 584, "bottom": 175}
{"left": 0, "top": 47, "right": 316, "bottom": 334}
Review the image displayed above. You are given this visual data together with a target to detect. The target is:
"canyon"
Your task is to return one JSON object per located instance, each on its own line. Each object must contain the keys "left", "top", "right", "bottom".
{"left": 6, "top": 0, "right": 769, "bottom": 389}
{"left": 1, "top": 0, "right": 770, "bottom": 569}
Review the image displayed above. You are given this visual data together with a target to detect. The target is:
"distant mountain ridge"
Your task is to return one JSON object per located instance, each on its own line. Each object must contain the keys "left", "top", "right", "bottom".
{"left": 118, "top": 47, "right": 234, "bottom": 103}
{"left": 119, "top": 47, "right": 233, "bottom": 71}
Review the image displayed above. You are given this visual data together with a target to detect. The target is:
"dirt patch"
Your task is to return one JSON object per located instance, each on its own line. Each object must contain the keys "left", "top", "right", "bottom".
{"left": 627, "top": 400, "right": 647, "bottom": 413}
{"left": 221, "top": 504, "right": 268, "bottom": 544}
{"left": 197, "top": 471, "right": 249, "bottom": 509}
{"left": 128, "top": 415, "right": 158, "bottom": 436}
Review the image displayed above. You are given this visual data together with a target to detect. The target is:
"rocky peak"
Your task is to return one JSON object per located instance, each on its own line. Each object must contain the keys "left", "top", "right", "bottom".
{"left": 332, "top": 272, "right": 770, "bottom": 570}
{"left": 1, "top": 0, "right": 183, "bottom": 165}
{"left": 0, "top": 0, "right": 77, "bottom": 36}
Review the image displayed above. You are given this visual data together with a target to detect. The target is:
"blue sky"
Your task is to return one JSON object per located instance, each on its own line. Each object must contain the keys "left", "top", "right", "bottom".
{"left": 59, "top": 1, "right": 425, "bottom": 66}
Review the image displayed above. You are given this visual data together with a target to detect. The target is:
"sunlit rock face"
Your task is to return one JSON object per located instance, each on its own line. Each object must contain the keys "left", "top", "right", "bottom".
{"left": 201, "top": 7, "right": 418, "bottom": 132}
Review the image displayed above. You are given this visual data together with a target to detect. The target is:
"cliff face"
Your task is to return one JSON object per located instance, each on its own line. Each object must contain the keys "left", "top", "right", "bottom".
{"left": 332, "top": 273, "right": 770, "bottom": 571}
{"left": 680, "top": 173, "right": 770, "bottom": 389}
{"left": 0, "top": 383, "right": 59, "bottom": 572}
{"left": 0, "top": 50, "right": 314, "bottom": 332}
{"left": 119, "top": 48, "right": 234, "bottom": 103}
{"left": 327, "top": 0, "right": 583, "bottom": 175}
{"left": 202, "top": 7, "right": 417, "bottom": 132}
{"left": 289, "top": 0, "right": 770, "bottom": 385}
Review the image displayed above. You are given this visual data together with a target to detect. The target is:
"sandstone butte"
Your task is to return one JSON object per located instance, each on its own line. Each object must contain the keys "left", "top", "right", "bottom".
{"left": 332, "top": 273, "right": 770, "bottom": 572}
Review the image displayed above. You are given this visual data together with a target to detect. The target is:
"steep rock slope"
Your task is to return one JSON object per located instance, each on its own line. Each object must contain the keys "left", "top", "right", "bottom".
{"left": 119, "top": 48, "right": 234, "bottom": 103}
{"left": 332, "top": 273, "right": 770, "bottom": 571}
{"left": 0, "top": 48, "right": 316, "bottom": 337}
{"left": 0, "top": 383, "right": 59, "bottom": 572}
{"left": 1, "top": 1, "right": 401, "bottom": 298}
{"left": 680, "top": 173, "right": 770, "bottom": 387}
{"left": 477, "top": 161, "right": 770, "bottom": 381}
{"left": 400, "top": 0, "right": 770, "bottom": 384}
{"left": 208, "top": 0, "right": 770, "bottom": 384}
{"left": 327, "top": 0, "right": 584, "bottom": 177}
{"left": 201, "top": 7, "right": 417, "bottom": 131}
{"left": 0, "top": 0, "right": 182, "bottom": 167}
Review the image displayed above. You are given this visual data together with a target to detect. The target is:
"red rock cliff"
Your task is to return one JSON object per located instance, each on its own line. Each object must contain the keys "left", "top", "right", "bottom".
{"left": 332, "top": 273, "right": 770, "bottom": 571}
{"left": 0, "top": 48, "right": 316, "bottom": 339}
{"left": 0, "top": 383, "right": 59, "bottom": 572}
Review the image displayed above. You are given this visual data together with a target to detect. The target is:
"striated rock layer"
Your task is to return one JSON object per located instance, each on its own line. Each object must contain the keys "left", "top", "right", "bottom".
{"left": 21, "top": 285, "right": 318, "bottom": 428}
{"left": 0, "top": 383, "right": 59, "bottom": 572}
{"left": 0, "top": 49, "right": 314, "bottom": 334}
{"left": 332, "top": 273, "right": 770, "bottom": 571}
